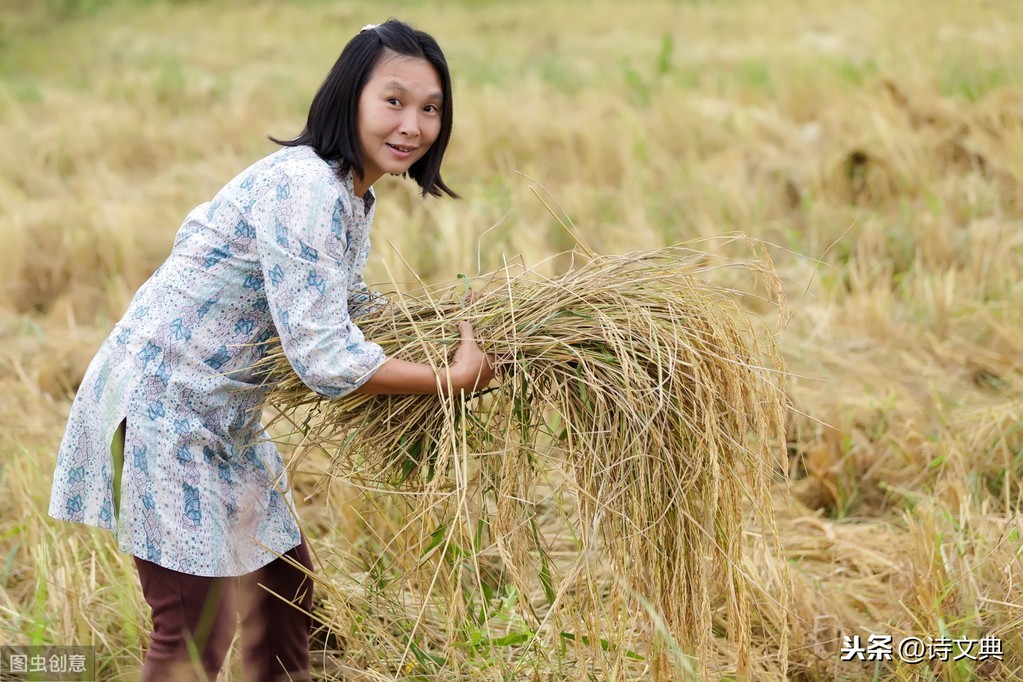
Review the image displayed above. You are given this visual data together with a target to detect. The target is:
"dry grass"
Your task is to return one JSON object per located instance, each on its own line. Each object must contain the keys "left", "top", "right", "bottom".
{"left": 258, "top": 244, "right": 786, "bottom": 678}
{"left": 2, "top": 0, "right": 1022, "bottom": 679}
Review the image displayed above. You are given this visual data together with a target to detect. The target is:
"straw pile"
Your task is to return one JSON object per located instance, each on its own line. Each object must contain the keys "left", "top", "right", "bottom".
{"left": 255, "top": 244, "right": 787, "bottom": 678}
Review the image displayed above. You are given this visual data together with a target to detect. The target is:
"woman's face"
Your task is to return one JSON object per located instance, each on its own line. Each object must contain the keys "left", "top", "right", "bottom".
{"left": 355, "top": 51, "right": 443, "bottom": 196}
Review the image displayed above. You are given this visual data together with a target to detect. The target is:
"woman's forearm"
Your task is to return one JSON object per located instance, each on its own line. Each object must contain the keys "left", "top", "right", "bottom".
{"left": 353, "top": 357, "right": 453, "bottom": 395}
{"left": 352, "top": 322, "right": 495, "bottom": 396}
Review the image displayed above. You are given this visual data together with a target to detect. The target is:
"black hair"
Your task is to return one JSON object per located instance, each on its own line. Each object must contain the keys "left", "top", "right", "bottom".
{"left": 270, "top": 18, "right": 458, "bottom": 198}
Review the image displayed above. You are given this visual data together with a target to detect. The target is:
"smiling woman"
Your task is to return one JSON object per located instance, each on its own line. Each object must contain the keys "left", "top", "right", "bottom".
{"left": 272, "top": 20, "right": 458, "bottom": 199}
{"left": 46, "top": 17, "right": 492, "bottom": 682}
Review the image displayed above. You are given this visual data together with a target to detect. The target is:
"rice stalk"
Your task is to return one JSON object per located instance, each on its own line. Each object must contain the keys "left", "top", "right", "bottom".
{"left": 252, "top": 243, "right": 788, "bottom": 679}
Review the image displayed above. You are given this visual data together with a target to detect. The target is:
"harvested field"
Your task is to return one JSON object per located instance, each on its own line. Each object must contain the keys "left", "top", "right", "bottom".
{"left": 1, "top": 0, "right": 1021, "bottom": 679}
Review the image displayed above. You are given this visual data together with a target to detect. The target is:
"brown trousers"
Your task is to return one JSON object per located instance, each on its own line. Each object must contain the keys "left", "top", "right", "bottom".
{"left": 134, "top": 540, "right": 314, "bottom": 681}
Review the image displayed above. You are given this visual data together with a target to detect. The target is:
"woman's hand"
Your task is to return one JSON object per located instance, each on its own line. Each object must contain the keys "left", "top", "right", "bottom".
{"left": 448, "top": 321, "right": 497, "bottom": 394}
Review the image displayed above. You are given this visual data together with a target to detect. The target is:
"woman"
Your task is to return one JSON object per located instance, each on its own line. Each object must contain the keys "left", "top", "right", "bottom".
{"left": 49, "top": 19, "right": 494, "bottom": 681}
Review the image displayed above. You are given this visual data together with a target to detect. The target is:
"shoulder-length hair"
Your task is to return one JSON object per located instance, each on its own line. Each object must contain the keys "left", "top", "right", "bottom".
{"left": 270, "top": 18, "right": 458, "bottom": 198}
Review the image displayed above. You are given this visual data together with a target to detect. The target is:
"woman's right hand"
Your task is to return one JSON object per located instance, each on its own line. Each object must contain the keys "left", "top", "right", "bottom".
{"left": 448, "top": 321, "right": 497, "bottom": 394}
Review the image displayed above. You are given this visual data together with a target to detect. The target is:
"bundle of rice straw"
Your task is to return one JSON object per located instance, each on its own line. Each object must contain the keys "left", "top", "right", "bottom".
{"left": 254, "top": 243, "right": 787, "bottom": 679}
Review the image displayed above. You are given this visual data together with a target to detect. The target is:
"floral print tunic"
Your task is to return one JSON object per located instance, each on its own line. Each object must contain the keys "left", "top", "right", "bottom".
{"left": 49, "top": 145, "right": 387, "bottom": 577}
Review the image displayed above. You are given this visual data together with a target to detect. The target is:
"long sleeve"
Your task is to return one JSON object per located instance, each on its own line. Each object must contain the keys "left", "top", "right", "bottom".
{"left": 250, "top": 167, "right": 386, "bottom": 398}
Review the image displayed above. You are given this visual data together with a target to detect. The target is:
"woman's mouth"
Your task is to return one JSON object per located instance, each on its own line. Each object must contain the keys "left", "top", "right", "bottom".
{"left": 386, "top": 143, "right": 417, "bottom": 158}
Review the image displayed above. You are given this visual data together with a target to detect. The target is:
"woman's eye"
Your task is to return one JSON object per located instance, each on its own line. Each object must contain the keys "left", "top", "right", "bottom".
{"left": 387, "top": 97, "right": 401, "bottom": 106}
{"left": 424, "top": 104, "right": 438, "bottom": 113}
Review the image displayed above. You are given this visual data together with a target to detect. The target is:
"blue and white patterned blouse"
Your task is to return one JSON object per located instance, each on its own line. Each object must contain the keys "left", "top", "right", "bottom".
{"left": 49, "top": 145, "right": 388, "bottom": 577}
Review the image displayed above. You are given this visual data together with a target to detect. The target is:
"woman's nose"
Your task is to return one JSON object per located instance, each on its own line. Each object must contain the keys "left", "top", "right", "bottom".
{"left": 398, "top": 110, "right": 420, "bottom": 137}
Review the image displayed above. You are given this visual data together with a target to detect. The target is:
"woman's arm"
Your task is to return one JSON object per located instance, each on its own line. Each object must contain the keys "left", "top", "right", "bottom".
{"left": 354, "top": 321, "right": 496, "bottom": 396}
{"left": 252, "top": 171, "right": 388, "bottom": 398}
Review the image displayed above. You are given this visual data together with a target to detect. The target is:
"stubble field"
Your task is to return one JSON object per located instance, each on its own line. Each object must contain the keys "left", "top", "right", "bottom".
{"left": 1, "top": 0, "right": 1021, "bottom": 679}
